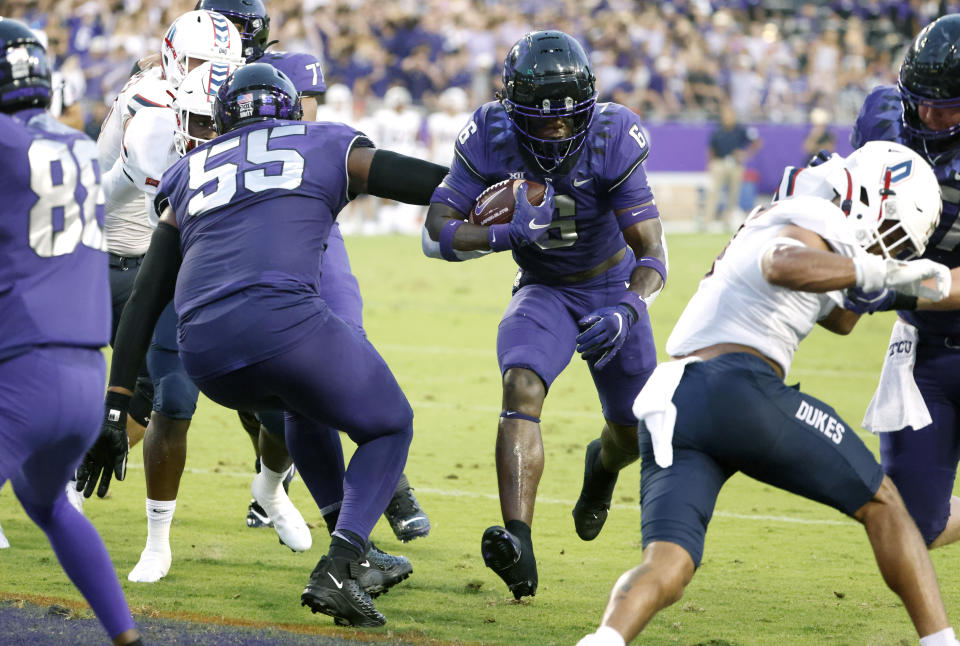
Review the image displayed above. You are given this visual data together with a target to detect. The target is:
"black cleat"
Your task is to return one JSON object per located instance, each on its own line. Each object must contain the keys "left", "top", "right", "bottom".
{"left": 356, "top": 542, "right": 412, "bottom": 598}
{"left": 385, "top": 486, "right": 431, "bottom": 542}
{"left": 572, "top": 439, "right": 616, "bottom": 541}
{"left": 246, "top": 499, "right": 273, "bottom": 528}
{"left": 481, "top": 526, "right": 537, "bottom": 599}
{"left": 301, "top": 556, "right": 386, "bottom": 627}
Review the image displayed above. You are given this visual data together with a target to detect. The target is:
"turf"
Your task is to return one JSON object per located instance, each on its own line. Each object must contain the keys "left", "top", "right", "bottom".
{"left": 1, "top": 232, "right": 958, "bottom": 645}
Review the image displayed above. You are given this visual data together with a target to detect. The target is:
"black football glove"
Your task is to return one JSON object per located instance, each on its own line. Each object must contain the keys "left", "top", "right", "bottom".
{"left": 76, "top": 391, "right": 131, "bottom": 498}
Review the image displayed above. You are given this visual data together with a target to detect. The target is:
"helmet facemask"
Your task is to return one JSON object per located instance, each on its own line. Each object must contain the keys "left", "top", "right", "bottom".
{"left": 501, "top": 91, "right": 597, "bottom": 173}
{"left": 175, "top": 61, "right": 237, "bottom": 155}
{"left": 844, "top": 141, "right": 942, "bottom": 261}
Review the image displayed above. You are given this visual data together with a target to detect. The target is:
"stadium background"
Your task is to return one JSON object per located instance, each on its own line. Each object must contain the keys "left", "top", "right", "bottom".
{"left": 6, "top": 0, "right": 958, "bottom": 231}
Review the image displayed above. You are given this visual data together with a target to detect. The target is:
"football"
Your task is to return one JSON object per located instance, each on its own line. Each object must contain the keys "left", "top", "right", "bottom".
{"left": 469, "top": 179, "right": 547, "bottom": 226}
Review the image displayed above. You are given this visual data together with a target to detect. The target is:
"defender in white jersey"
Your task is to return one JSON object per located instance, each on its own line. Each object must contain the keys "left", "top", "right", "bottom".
{"left": 578, "top": 142, "right": 960, "bottom": 646}
{"left": 92, "top": 10, "right": 244, "bottom": 448}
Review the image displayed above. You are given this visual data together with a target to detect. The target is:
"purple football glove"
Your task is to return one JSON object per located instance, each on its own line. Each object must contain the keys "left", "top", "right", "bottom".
{"left": 507, "top": 182, "right": 555, "bottom": 248}
{"left": 843, "top": 287, "right": 898, "bottom": 314}
{"left": 576, "top": 295, "right": 646, "bottom": 370}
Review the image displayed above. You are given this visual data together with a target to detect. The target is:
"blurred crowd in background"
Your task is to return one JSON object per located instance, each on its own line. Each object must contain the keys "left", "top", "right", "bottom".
{"left": 4, "top": 0, "right": 956, "bottom": 231}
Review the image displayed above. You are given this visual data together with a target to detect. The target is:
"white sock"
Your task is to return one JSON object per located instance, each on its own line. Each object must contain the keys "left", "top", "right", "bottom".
{"left": 257, "top": 463, "right": 286, "bottom": 491}
{"left": 920, "top": 627, "right": 960, "bottom": 646}
{"left": 591, "top": 627, "right": 625, "bottom": 646}
{"left": 144, "top": 498, "right": 176, "bottom": 553}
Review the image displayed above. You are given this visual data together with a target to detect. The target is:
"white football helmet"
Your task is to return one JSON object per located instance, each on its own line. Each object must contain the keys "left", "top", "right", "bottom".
{"left": 161, "top": 10, "right": 244, "bottom": 89}
{"left": 843, "top": 140, "right": 942, "bottom": 259}
{"left": 439, "top": 87, "right": 468, "bottom": 113}
{"left": 174, "top": 60, "right": 240, "bottom": 156}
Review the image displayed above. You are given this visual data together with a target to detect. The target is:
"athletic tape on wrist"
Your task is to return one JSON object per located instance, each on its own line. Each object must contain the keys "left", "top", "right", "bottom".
{"left": 439, "top": 219, "right": 464, "bottom": 262}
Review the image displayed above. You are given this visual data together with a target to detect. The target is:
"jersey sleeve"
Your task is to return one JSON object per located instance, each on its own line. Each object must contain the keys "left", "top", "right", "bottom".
{"left": 598, "top": 104, "right": 657, "bottom": 225}
{"left": 429, "top": 106, "right": 491, "bottom": 215}
{"left": 850, "top": 85, "right": 902, "bottom": 148}
{"left": 120, "top": 107, "right": 179, "bottom": 195}
{"left": 261, "top": 51, "right": 326, "bottom": 96}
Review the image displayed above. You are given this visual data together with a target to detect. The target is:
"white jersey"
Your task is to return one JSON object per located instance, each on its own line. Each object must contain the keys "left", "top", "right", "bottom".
{"left": 97, "top": 69, "right": 175, "bottom": 256}
{"left": 367, "top": 107, "right": 425, "bottom": 158}
{"left": 666, "top": 195, "right": 865, "bottom": 376}
{"left": 426, "top": 110, "right": 470, "bottom": 165}
{"left": 100, "top": 107, "right": 179, "bottom": 256}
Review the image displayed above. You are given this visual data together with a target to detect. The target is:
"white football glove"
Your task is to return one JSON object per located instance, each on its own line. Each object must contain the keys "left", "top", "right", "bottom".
{"left": 854, "top": 256, "right": 952, "bottom": 302}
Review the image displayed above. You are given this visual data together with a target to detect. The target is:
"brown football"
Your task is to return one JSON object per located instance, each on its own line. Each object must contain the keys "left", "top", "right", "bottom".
{"left": 469, "top": 179, "right": 547, "bottom": 226}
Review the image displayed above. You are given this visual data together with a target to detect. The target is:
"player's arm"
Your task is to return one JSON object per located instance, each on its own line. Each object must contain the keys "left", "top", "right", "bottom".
{"left": 620, "top": 213, "right": 667, "bottom": 303}
{"left": 762, "top": 224, "right": 950, "bottom": 328}
{"left": 346, "top": 145, "right": 448, "bottom": 205}
{"left": 76, "top": 207, "right": 182, "bottom": 498}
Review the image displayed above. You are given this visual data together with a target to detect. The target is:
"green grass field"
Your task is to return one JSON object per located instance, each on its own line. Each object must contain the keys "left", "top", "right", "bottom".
{"left": 2, "top": 232, "right": 959, "bottom": 645}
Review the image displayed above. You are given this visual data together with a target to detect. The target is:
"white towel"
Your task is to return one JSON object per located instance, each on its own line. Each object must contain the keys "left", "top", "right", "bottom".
{"left": 632, "top": 357, "right": 702, "bottom": 468}
{"left": 862, "top": 319, "right": 930, "bottom": 433}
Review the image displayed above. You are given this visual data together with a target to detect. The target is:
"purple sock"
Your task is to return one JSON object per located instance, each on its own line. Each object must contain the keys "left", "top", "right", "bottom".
{"left": 16, "top": 492, "right": 135, "bottom": 639}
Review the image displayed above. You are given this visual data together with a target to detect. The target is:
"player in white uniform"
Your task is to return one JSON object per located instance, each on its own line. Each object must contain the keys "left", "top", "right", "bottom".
{"left": 89, "top": 10, "right": 244, "bottom": 456}
{"left": 366, "top": 86, "right": 428, "bottom": 234}
{"left": 425, "top": 87, "right": 470, "bottom": 165}
{"left": 577, "top": 142, "right": 960, "bottom": 646}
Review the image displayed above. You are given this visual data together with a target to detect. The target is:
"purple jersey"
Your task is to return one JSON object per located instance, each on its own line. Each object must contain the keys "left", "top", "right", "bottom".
{"left": 259, "top": 51, "right": 326, "bottom": 96}
{"left": 431, "top": 101, "right": 657, "bottom": 278}
{"left": 852, "top": 85, "right": 960, "bottom": 336}
{"left": 0, "top": 109, "right": 110, "bottom": 361}
{"left": 157, "top": 119, "right": 369, "bottom": 378}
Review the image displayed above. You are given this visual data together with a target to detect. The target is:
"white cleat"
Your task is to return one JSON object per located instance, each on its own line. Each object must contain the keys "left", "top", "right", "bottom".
{"left": 127, "top": 549, "right": 171, "bottom": 582}
{"left": 0, "top": 520, "right": 9, "bottom": 549}
{"left": 65, "top": 480, "right": 84, "bottom": 514}
{"left": 251, "top": 471, "right": 311, "bottom": 552}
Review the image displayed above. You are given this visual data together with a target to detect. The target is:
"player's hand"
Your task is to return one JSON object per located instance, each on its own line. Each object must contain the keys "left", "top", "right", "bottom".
{"left": 843, "top": 287, "right": 898, "bottom": 314}
{"left": 576, "top": 297, "right": 645, "bottom": 370}
{"left": 855, "top": 256, "right": 951, "bottom": 301}
{"left": 76, "top": 392, "right": 131, "bottom": 498}
{"left": 508, "top": 182, "right": 555, "bottom": 248}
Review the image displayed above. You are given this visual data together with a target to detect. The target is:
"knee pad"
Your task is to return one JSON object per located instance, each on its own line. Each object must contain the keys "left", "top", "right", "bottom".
{"left": 152, "top": 372, "right": 199, "bottom": 419}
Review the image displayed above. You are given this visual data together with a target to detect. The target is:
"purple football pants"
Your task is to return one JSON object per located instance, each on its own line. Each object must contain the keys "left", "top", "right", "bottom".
{"left": 880, "top": 340, "right": 960, "bottom": 545}
{"left": 498, "top": 253, "right": 657, "bottom": 424}
{"left": 182, "top": 295, "right": 412, "bottom": 544}
{"left": 0, "top": 347, "right": 135, "bottom": 639}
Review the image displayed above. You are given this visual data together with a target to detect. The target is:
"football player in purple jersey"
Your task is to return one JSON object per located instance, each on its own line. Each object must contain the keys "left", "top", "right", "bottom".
{"left": 0, "top": 17, "right": 142, "bottom": 646}
{"left": 104, "top": 63, "right": 449, "bottom": 627}
{"left": 196, "top": 0, "right": 432, "bottom": 542}
{"left": 846, "top": 15, "right": 960, "bottom": 553}
{"left": 424, "top": 30, "right": 666, "bottom": 599}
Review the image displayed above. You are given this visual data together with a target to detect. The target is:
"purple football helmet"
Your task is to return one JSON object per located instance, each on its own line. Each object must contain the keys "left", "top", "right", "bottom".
{"left": 213, "top": 62, "right": 302, "bottom": 134}
{"left": 195, "top": 0, "right": 271, "bottom": 61}
{"left": 500, "top": 30, "right": 597, "bottom": 172}
{"left": 0, "top": 17, "right": 51, "bottom": 112}
{"left": 898, "top": 15, "right": 960, "bottom": 149}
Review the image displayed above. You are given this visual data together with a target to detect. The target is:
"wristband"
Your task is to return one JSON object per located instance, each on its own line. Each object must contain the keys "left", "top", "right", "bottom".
{"left": 488, "top": 223, "right": 513, "bottom": 252}
{"left": 892, "top": 293, "right": 919, "bottom": 311}
{"left": 617, "top": 291, "right": 646, "bottom": 323}
{"left": 438, "top": 219, "right": 464, "bottom": 262}
{"left": 105, "top": 390, "right": 132, "bottom": 422}
{"left": 636, "top": 256, "right": 667, "bottom": 286}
